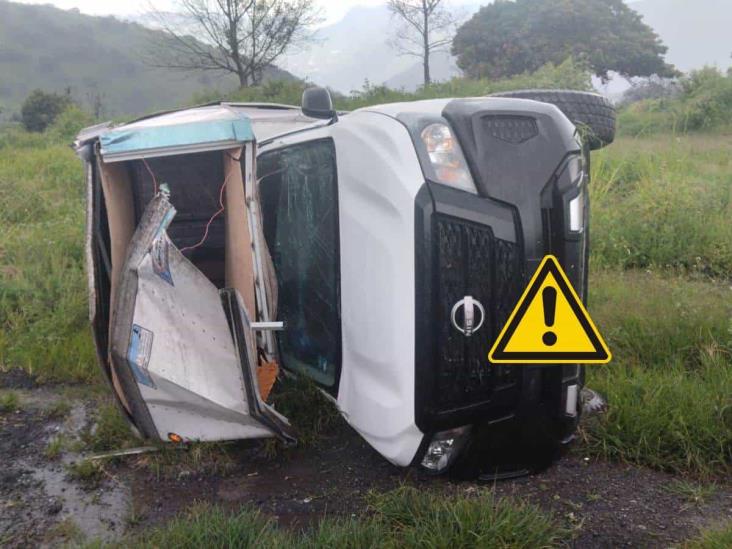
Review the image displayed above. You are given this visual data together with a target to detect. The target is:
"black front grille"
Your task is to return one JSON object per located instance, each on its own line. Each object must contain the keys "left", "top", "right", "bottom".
{"left": 432, "top": 215, "right": 523, "bottom": 412}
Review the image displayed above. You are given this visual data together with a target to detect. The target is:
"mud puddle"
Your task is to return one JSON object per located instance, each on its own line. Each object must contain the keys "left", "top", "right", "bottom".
{"left": 0, "top": 383, "right": 130, "bottom": 547}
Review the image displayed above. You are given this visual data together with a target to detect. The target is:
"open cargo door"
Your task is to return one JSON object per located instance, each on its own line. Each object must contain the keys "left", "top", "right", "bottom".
{"left": 78, "top": 105, "right": 293, "bottom": 444}
{"left": 109, "top": 195, "right": 293, "bottom": 443}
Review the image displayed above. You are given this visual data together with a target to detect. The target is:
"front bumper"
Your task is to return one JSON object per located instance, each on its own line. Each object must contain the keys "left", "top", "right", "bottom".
{"left": 412, "top": 98, "right": 591, "bottom": 474}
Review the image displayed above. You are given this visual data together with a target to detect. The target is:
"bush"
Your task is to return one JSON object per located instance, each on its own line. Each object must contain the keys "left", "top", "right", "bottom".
{"left": 620, "top": 76, "right": 682, "bottom": 106}
{"left": 195, "top": 57, "right": 593, "bottom": 112}
{"left": 20, "top": 89, "right": 72, "bottom": 132}
{"left": 48, "top": 105, "right": 95, "bottom": 143}
{"left": 618, "top": 67, "right": 732, "bottom": 136}
{"left": 682, "top": 67, "right": 732, "bottom": 130}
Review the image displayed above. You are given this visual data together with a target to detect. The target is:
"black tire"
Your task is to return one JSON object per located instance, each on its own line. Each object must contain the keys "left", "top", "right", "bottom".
{"left": 490, "top": 89, "right": 616, "bottom": 150}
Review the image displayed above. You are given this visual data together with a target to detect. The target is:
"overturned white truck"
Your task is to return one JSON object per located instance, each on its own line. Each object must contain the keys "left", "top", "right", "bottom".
{"left": 75, "top": 89, "right": 615, "bottom": 478}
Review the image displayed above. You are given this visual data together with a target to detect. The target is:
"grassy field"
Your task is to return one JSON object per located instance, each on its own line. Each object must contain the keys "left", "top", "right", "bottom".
{"left": 1, "top": 104, "right": 730, "bottom": 544}
{"left": 104, "top": 488, "right": 564, "bottom": 549}
{"left": 0, "top": 129, "right": 94, "bottom": 383}
{"left": 586, "top": 131, "right": 732, "bottom": 478}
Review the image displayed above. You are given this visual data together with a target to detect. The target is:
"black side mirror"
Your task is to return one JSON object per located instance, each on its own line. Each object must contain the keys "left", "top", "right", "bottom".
{"left": 302, "top": 87, "right": 336, "bottom": 120}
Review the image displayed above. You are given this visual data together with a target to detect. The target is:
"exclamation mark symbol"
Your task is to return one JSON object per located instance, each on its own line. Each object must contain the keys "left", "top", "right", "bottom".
{"left": 542, "top": 286, "right": 558, "bottom": 347}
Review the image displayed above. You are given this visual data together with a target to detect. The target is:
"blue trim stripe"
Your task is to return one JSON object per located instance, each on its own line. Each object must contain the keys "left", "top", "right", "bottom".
{"left": 100, "top": 118, "right": 254, "bottom": 156}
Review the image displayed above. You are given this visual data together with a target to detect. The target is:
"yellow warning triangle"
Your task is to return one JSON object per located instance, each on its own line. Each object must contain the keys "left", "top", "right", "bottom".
{"left": 489, "top": 255, "right": 611, "bottom": 364}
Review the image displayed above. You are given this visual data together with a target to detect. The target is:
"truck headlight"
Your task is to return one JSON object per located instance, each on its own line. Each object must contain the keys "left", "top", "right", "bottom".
{"left": 420, "top": 425, "right": 471, "bottom": 473}
{"left": 420, "top": 123, "right": 476, "bottom": 194}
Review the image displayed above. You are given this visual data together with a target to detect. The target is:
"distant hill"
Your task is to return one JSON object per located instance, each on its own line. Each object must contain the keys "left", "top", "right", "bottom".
{"left": 0, "top": 1, "right": 293, "bottom": 118}
{"left": 279, "top": 6, "right": 413, "bottom": 93}
{"left": 384, "top": 51, "right": 462, "bottom": 91}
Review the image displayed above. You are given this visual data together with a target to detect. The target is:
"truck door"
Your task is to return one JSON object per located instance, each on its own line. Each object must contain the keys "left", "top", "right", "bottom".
{"left": 257, "top": 133, "right": 424, "bottom": 467}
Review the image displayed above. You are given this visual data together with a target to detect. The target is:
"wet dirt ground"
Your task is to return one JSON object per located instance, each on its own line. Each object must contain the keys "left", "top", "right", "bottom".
{"left": 2, "top": 370, "right": 730, "bottom": 548}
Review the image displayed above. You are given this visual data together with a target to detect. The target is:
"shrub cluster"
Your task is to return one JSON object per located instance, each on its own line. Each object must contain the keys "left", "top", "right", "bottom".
{"left": 619, "top": 67, "right": 732, "bottom": 136}
{"left": 192, "top": 57, "right": 593, "bottom": 111}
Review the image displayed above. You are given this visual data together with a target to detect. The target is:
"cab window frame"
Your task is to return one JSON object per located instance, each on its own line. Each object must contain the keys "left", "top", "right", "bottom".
{"left": 257, "top": 137, "right": 343, "bottom": 395}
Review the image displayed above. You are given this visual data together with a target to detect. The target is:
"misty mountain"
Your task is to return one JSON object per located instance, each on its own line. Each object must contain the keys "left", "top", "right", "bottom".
{"left": 0, "top": 1, "right": 293, "bottom": 118}
{"left": 279, "top": 4, "right": 477, "bottom": 93}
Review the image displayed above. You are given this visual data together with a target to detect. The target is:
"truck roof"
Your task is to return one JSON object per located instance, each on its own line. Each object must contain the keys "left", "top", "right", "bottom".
{"left": 76, "top": 98, "right": 495, "bottom": 156}
{"left": 223, "top": 103, "right": 326, "bottom": 141}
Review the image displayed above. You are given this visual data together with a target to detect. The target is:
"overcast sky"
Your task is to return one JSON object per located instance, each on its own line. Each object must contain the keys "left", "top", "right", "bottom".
{"left": 15, "top": 0, "right": 387, "bottom": 24}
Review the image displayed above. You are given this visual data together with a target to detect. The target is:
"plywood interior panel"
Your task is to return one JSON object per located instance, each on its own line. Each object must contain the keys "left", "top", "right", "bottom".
{"left": 223, "top": 147, "right": 257, "bottom": 318}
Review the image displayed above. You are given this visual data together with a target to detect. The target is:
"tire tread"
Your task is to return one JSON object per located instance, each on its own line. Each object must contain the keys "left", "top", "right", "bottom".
{"left": 490, "top": 89, "right": 616, "bottom": 150}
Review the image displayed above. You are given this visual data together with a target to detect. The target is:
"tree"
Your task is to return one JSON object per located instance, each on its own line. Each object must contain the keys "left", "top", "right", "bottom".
{"left": 20, "top": 89, "right": 72, "bottom": 132}
{"left": 452, "top": 0, "right": 678, "bottom": 82}
{"left": 149, "top": 0, "right": 320, "bottom": 88}
{"left": 387, "top": 0, "right": 458, "bottom": 87}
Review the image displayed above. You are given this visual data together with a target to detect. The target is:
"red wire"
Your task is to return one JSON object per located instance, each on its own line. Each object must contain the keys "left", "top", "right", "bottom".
{"left": 143, "top": 150, "right": 243, "bottom": 255}
{"left": 179, "top": 173, "right": 229, "bottom": 254}
{"left": 141, "top": 158, "right": 158, "bottom": 195}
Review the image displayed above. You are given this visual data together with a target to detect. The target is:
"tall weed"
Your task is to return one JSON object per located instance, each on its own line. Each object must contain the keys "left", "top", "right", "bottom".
{"left": 591, "top": 133, "right": 732, "bottom": 277}
{"left": 586, "top": 270, "right": 732, "bottom": 477}
{"left": 0, "top": 133, "right": 95, "bottom": 382}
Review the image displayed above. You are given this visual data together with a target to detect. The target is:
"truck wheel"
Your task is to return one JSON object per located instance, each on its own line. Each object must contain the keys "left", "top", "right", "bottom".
{"left": 490, "top": 89, "right": 616, "bottom": 150}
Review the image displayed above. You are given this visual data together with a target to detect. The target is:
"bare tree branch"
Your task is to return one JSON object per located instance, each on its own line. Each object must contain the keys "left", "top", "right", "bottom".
{"left": 146, "top": 0, "right": 321, "bottom": 88}
{"left": 387, "top": 0, "right": 460, "bottom": 86}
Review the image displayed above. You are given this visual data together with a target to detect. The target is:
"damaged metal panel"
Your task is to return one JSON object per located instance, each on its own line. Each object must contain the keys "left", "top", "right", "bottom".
{"left": 109, "top": 195, "right": 293, "bottom": 443}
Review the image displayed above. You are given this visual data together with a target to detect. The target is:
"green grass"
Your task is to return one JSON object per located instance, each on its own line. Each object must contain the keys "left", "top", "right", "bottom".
{"left": 83, "top": 402, "right": 139, "bottom": 452}
{"left": 584, "top": 124, "right": 732, "bottom": 478}
{"left": 685, "top": 522, "right": 732, "bottom": 549}
{"left": 267, "top": 375, "right": 342, "bottom": 449}
{"left": 664, "top": 479, "right": 718, "bottom": 506}
{"left": 585, "top": 270, "right": 732, "bottom": 477}
{"left": 591, "top": 132, "right": 732, "bottom": 276}
{"left": 45, "top": 435, "right": 66, "bottom": 460}
{"left": 43, "top": 398, "right": 72, "bottom": 420}
{"left": 67, "top": 458, "right": 104, "bottom": 484}
{"left": 586, "top": 129, "right": 731, "bottom": 478}
{"left": 112, "top": 486, "right": 565, "bottom": 548}
{"left": 45, "top": 518, "right": 85, "bottom": 546}
{"left": 0, "top": 390, "right": 20, "bottom": 413}
{"left": 0, "top": 127, "right": 96, "bottom": 384}
{"left": 142, "top": 441, "right": 237, "bottom": 481}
